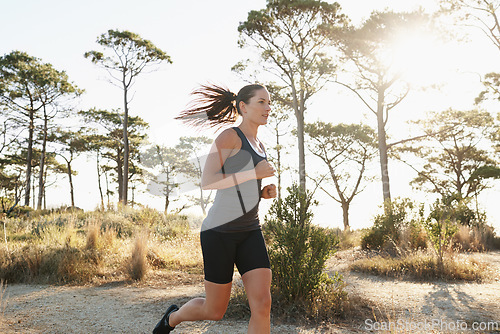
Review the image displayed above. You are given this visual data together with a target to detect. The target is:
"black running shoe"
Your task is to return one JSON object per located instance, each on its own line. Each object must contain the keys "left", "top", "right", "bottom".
{"left": 153, "top": 304, "right": 179, "bottom": 334}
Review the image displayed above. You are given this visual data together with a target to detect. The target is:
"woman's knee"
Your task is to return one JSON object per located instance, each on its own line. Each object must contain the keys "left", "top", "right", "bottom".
{"left": 250, "top": 292, "right": 272, "bottom": 315}
{"left": 205, "top": 306, "right": 227, "bottom": 321}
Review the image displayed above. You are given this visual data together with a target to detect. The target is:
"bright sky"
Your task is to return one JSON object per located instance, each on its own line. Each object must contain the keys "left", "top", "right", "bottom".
{"left": 2, "top": 0, "right": 499, "bottom": 232}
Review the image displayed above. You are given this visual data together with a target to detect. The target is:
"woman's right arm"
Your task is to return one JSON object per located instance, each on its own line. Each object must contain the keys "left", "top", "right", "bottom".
{"left": 201, "top": 129, "right": 274, "bottom": 190}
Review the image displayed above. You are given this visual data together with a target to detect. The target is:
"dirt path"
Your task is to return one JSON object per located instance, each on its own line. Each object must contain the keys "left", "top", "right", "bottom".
{"left": 0, "top": 282, "right": 353, "bottom": 334}
{"left": 1, "top": 251, "right": 499, "bottom": 333}
{"left": 329, "top": 250, "right": 500, "bottom": 333}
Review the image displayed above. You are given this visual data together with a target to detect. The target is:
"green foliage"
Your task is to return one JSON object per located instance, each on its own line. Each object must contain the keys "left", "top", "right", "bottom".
{"left": 476, "top": 72, "right": 500, "bottom": 104}
{"left": 237, "top": 0, "right": 349, "bottom": 189}
{"left": 237, "top": 0, "right": 347, "bottom": 104}
{"left": 0, "top": 51, "right": 82, "bottom": 104}
{"left": 361, "top": 198, "right": 425, "bottom": 252}
{"left": 264, "top": 183, "right": 340, "bottom": 312}
{"left": 424, "top": 194, "right": 465, "bottom": 267}
{"left": 85, "top": 29, "right": 172, "bottom": 70}
{"left": 406, "top": 108, "right": 497, "bottom": 199}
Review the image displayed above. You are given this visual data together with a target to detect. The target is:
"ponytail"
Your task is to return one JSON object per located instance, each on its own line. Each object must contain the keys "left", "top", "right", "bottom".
{"left": 175, "top": 84, "right": 238, "bottom": 128}
{"left": 176, "top": 83, "right": 266, "bottom": 128}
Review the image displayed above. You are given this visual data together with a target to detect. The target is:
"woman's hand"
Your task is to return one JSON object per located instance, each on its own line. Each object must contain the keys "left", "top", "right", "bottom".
{"left": 255, "top": 160, "right": 275, "bottom": 179}
{"left": 261, "top": 184, "right": 277, "bottom": 199}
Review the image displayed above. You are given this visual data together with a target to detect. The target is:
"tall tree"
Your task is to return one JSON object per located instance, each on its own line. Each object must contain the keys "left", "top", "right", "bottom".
{"left": 335, "top": 11, "right": 433, "bottom": 202}
{"left": 237, "top": 0, "right": 347, "bottom": 192}
{"left": 52, "top": 129, "right": 88, "bottom": 208}
{"left": 85, "top": 30, "right": 172, "bottom": 206}
{"left": 401, "top": 109, "right": 496, "bottom": 199}
{"left": 79, "top": 108, "right": 148, "bottom": 206}
{"left": 0, "top": 51, "right": 80, "bottom": 207}
{"left": 305, "top": 121, "right": 377, "bottom": 230}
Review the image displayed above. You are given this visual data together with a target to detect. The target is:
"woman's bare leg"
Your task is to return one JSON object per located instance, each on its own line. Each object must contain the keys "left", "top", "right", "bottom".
{"left": 168, "top": 280, "right": 232, "bottom": 326}
{"left": 242, "top": 268, "right": 272, "bottom": 334}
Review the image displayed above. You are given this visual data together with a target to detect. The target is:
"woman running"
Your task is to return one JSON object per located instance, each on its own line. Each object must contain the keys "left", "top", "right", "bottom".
{"left": 153, "top": 83, "right": 277, "bottom": 334}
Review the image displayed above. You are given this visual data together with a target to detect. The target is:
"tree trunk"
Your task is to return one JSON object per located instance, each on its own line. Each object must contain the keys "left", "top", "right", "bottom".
{"left": 131, "top": 185, "right": 135, "bottom": 208}
{"left": 67, "top": 160, "right": 75, "bottom": 207}
{"left": 341, "top": 201, "right": 350, "bottom": 231}
{"left": 200, "top": 186, "right": 206, "bottom": 215}
{"left": 43, "top": 166, "right": 47, "bottom": 210}
{"left": 24, "top": 110, "right": 35, "bottom": 206}
{"left": 122, "top": 74, "right": 129, "bottom": 206}
{"left": 37, "top": 107, "right": 48, "bottom": 210}
{"left": 164, "top": 191, "right": 169, "bottom": 213}
{"left": 117, "top": 150, "right": 123, "bottom": 203}
{"left": 297, "top": 108, "right": 306, "bottom": 192}
{"left": 32, "top": 176, "right": 36, "bottom": 208}
{"left": 105, "top": 171, "right": 111, "bottom": 209}
{"left": 276, "top": 128, "right": 282, "bottom": 202}
{"left": 96, "top": 152, "right": 104, "bottom": 210}
{"left": 377, "top": 90, "right": 391, "bottom": 202}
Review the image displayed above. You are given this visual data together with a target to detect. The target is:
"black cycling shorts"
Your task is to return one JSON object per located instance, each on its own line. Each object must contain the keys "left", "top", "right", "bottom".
{"left": 200, "top": 228, "right": 271, "bottom": 284}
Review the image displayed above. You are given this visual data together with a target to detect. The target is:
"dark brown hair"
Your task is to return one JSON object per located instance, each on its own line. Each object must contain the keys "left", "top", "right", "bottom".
{"left": 175, "top": 83, "right": 266, "bottom": 128}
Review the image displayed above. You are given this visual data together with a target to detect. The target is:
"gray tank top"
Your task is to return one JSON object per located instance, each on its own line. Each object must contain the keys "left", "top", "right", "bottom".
{"left": 201, "top": 127, "right": 267, "bottom": 232}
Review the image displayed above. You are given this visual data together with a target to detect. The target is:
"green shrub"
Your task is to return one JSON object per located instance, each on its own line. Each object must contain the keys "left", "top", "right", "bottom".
{"left": 155, "top": 214, "right": 190, "bottom": 240}
{"left": 425, "top": 195, "right": 460, "bottom": 268}
{"left": 264, "top": 183, "right": 345, "bottom": 320}
{"left": 361, "top": 198, "right": 425, "bottom": 252}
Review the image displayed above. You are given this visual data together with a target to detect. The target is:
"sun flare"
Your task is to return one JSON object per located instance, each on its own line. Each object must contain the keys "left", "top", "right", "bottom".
{"left": 389, "top": 31, "right": 452, "bottom": 87}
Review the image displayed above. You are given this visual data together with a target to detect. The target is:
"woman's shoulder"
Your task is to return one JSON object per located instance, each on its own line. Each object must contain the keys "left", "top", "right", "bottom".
{"left": 215, "top": 127, "right": 241, "bottom": 148}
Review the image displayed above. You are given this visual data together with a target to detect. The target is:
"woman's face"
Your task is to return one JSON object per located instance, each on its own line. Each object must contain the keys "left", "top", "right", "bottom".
{"left": 240, "top": 88, "right": 271, "bottom": 125}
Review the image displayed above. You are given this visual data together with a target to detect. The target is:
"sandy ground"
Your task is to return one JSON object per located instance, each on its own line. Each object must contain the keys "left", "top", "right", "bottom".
{"left": 1, "top": 251, "right": 499, "bottom": 334}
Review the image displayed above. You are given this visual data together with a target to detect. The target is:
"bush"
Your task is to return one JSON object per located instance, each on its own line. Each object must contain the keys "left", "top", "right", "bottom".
{"left": 154, "top": 214, "right": 190, "bottom": 240}
{"left": 361, "top": 198, "right": 425, "bottom": 253}
{"left": 424, "top": 195, "right": 461, "bottom": 268}
{"left": 264, "top": 183, "right": 346, "bottom": 320}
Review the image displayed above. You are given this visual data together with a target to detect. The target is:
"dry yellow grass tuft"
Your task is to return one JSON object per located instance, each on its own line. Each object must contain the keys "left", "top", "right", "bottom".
{"left": 86, "top": 223, "right": 100, "bottom": 251}
{"left": 127, "top": 232, "right": 149, "bottom": 281}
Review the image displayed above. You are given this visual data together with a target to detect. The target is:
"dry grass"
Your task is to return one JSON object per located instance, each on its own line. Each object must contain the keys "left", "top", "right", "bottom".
{"left": 0, "top": 208, "right": 194, "bottom": 284}
{"left": 452, "top": 224, "right": 500, "bottom": 252}
{"left": 127, "top": 232, "right": 149, "bottom": 281}
{"left": 338, "top": 229, "right": 365, "bottom": 250}
{"left": 86, "top": 222, "right": 100, "bottom": 250}
{"left": 147, "top": 233, "right": 203, "bottom": 274}
{"left": 350, "top": 250, "right": 491, "bottom": 282}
